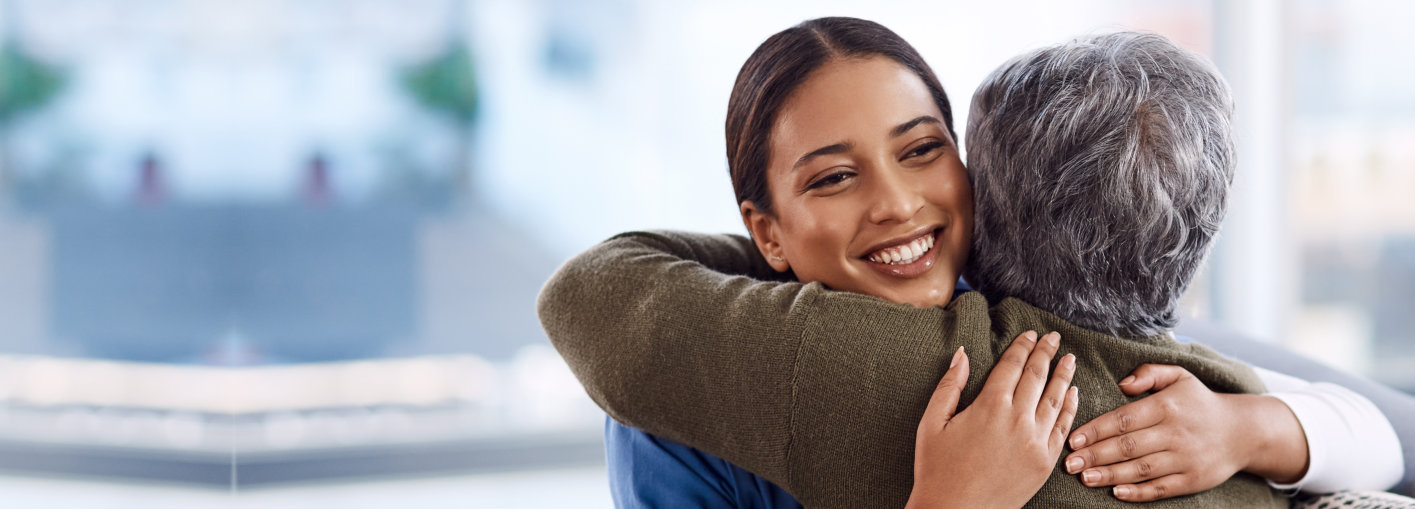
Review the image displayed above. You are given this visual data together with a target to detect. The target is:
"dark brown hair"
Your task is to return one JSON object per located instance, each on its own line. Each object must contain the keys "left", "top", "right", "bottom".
{"left": 725, "top": 17, "right": 957, "bottom": 215}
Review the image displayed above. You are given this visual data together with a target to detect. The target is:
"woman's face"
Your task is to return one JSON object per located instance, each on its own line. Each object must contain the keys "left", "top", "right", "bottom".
{"left": 743, "top": 56, "right": 973, "bottom": 308}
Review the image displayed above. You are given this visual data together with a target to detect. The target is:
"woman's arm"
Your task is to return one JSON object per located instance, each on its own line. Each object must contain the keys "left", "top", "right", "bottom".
{"left": 1064, "top": 362, "right": 1404, "bottom": 502}
{"left": 539, "top": 230, "right": 1068, "bottom": 507}
{"left": 1063, "top": 364, "right": 1309, "bottom": 501}
{"left": 538, "top": 231, "right": 811, "bottom": 486}
{"left": 1181, "top": 320, "right": 1415, "bottom": 496}
{"left": 1256, "top": 367, "right": 1404, "bottom": 493}
{"left": 544, "top": 230, "right": 1409, "bottom": 504}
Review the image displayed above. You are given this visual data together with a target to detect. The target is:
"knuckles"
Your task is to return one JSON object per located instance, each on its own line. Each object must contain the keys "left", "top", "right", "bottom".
{"left": 1116, "top": 412, "right": 1135, "bottom": 433}
{"left": 1135, "top": 459, "right": 1153, "bottom": 478}
{"left": 1051, "top": 423, "right": 1070, "bottom": 445}
{"left": 1026, "top": 362, "right": 1048, "bottom": 379}
{"left": 1155, "top": 395, "right": 1182, "bottom": 416}
{"left": 1044, "top": 394, "right": 1062, "bottom": 410}
{"left": 1118, "top": 435, "right": 1138, "bottom": 458}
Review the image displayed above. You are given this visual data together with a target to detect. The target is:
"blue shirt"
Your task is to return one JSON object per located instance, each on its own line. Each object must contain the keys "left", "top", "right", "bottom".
{"left": 605, "top": 416, "right": 801, "bottom": 509}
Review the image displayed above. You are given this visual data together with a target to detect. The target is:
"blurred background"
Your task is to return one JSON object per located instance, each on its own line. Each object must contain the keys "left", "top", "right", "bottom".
{"left": 0, "top": 0, "right": 1409, "bottom": 506}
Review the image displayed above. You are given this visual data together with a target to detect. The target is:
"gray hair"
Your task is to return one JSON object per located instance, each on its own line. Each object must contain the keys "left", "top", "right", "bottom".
{"left": 963, "top": 32, "right": 1235, "bottom": 337}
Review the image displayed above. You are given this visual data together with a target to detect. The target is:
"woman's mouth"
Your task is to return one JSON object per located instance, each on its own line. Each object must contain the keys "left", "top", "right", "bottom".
{"left": 862, "top": 229, "right": 942, "bottom": 278}
{"left": 865, "top": 232, "right": 935, "bottom": 265}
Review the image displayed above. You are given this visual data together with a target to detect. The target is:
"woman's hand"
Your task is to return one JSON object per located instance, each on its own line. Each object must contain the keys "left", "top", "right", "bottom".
{"left": 905, "top": 331, "right": 1080, "bottom": 509}
{"left": 1064, "top": 364, "right": 1309, "bottom": 502}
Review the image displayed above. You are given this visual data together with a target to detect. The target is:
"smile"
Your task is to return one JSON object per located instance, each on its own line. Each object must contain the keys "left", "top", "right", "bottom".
{"left": 865, "top": 231, "right": 935, "bottom": 265}
{"left": 860, "top": 228, "right": 944, "bottom": 279}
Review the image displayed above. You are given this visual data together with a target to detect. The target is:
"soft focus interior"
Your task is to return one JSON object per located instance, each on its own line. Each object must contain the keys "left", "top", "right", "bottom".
{"left": 0, "top": 0, "right": 1409, "bottom": 506}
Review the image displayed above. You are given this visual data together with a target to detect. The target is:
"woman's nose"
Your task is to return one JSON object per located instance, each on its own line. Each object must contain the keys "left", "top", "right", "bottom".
{"left": 866, "top": 168, "right": 924, "bottom": 225}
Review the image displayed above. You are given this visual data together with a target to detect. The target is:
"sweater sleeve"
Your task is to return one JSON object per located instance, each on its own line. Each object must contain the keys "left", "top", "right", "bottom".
{"left": 536, "top": 230, "right": 814, "bottom": 487}
{"left": 536, "top": 230, "right": 963, "bottom": 505}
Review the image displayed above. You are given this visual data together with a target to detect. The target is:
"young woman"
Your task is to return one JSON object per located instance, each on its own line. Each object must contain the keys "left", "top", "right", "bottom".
{"left": 538, "top": 18, "right": 1402, "bottom": 508}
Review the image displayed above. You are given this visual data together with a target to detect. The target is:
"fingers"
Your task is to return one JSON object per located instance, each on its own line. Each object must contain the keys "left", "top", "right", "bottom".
{"left": 1068, "top": 396, "right": 1165, "bottom": 451}
{"left": 1076, "top": 451, "right": 1181, "bottom": 488}
{"left": 1112, "top": 474, "right": 1199, "bottom": 502}
{"left": 919, "top": 347, "right": 970, "bottom": 433}
{"left": 1033, "top": 352, "right": 1076, "bottom": 426}
{"left": 1117, "top": 364, "right": 1194, "bottom": 396}
{"left": 1012, "top": 331, "right": 1062, "bottom": 408}
{"left": 1067, "top": 426, "right": 1168, "bottom": 477}
{"left": 978, "top": 330, "right": 1038, "bottom": 401}
{"left": 1049, "top": 386, "right": 1080, "bottom": 452}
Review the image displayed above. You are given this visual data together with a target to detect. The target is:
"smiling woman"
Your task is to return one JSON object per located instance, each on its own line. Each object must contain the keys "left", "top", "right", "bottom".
{"left": 539, "top": 17, "right": 1408, "bottom": 509}
{"left": 740, "top": 56, "right": 973, "bottom": 308}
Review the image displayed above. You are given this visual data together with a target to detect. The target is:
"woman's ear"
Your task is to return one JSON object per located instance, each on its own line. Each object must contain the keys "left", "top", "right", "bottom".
{"left": 740, "top": 201, "right": 790, "bottom": 272}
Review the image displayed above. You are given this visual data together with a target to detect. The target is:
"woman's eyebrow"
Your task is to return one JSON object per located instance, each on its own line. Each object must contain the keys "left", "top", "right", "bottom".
{"left": 791, "top": 116, "right": 942, "bottom": 171}
{"left": 890, "top": 115, "right": 942, "bottom": 138}
{"left": 792, "top": 142, "right": 853, "bottom": 171}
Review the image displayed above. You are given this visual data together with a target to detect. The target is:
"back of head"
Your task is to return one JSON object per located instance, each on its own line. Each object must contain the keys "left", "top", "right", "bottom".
{"left": 963, "top": 32, "right": 1235, "bottom": 337}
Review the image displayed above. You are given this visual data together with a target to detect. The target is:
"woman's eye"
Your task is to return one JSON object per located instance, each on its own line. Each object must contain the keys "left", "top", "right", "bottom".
{"left": 904, "top": 141, "right": 945, "bottom": 159}
{"left": 807, "top": 171, "right": 853, "bottom": 190}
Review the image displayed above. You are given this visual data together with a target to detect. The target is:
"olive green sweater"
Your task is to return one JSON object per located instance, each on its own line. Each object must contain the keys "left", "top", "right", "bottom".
{"left": 537, "top": 230, "right": 1287, "bottom": 509}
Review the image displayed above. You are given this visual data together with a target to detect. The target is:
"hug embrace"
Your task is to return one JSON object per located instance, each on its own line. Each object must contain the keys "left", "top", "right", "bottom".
{"left": 539, "top": 17, "right": 1410, "bottom": 509}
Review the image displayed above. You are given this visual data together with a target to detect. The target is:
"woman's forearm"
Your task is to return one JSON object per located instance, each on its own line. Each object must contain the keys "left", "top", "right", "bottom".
{"left": 537, "top": 230, "right": 970, "bottom": 507}
{"left": 1179, "top": 320, "right": 1415, "bottom": 495}
{"left": 537, "top": 230, "right": 810, "bottom": 486}
{"left": 1231, "top": 392, "right": 1308, "bottom": 484}
{"left": 1255, "top": 367, "right": 1405, "bottom": 492}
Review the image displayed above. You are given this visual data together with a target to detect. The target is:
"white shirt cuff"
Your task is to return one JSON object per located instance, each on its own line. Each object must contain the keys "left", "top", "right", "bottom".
{"left": 1256, "top": 367, "right": 1403, "bottom": 493}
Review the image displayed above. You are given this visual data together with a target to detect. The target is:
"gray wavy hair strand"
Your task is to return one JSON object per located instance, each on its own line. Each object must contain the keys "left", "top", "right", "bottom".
{"left": 963, "top": 31, "right": 1236, "bottom": 337}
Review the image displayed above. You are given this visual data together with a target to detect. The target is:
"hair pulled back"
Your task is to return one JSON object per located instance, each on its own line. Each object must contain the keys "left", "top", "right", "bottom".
{"left": 725, "top": 17, "right": 956, "bottom": 215}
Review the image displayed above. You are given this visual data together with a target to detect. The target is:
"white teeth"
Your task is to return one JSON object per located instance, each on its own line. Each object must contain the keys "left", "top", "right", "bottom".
{"left": 867, "top": 232, "right": 936, "bottom": 265}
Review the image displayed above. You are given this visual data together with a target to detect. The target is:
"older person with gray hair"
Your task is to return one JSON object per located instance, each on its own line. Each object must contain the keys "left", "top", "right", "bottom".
{"left": 965, "top": 31, "right": 1235, "bottom": 339}
{"left": 539, "top": 29, "right": 1404, "bottom": 508}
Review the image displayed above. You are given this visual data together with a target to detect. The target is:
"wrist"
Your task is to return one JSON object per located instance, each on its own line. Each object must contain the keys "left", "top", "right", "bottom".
{"left": 906, "top": 481, "right": 983, "bottom": 509}
{"left": 906, "top": 471, "right": 939, "bottom": 509}
{"left": 905, "top": 487, "right": 946, "bottom": 509}
{"left": 1237, "top": 394, "right": 1310, "bottom": 484}
{"left": 904, "top": 495, "right": 932, "bottom": 509}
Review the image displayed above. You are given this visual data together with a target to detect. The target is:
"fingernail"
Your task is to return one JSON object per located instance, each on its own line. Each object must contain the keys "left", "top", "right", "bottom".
{"left": 1024, "top": 330, "right": 1038, "bottom": 342}
{"left": 1114, "top": 486, "right": 1132, "bottom": 499}
{"left": 1045, "top": 331, "right": 1060, "bottom": 346}
{"left": 950, "top": 346, "right": 964, "bottom": 368}
{"left": 1065, "top": 457, "right": 1084, "bottom": 474}
{"left": 1119, "top": 375, "right": 1136, "bottom": 386}
{"left": 1063, "top": 353, "right": 1076, "bottom": 368}
{"left": 1070, "top": 433, "right": 1087, "bottom": 449}
{"left": 1082, "top": 469, "right": 1099, "bottom": 485}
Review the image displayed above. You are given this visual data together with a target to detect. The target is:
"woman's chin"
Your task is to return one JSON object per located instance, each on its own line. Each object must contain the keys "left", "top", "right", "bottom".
{"left": 879, "top": 282, "right": 955, "bottom": 308}
{"left": 815, "top": 263, "right": 960, "bottom": 307}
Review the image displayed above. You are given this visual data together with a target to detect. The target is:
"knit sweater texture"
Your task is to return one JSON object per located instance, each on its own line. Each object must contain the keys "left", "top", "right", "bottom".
{"left": 537, "top": 230, "right": 1288, "bottom": 509}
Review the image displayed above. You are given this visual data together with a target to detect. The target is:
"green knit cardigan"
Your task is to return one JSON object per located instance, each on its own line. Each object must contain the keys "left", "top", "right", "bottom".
{"left": 537, "top": 230, "right": 1287, "bottom": 509}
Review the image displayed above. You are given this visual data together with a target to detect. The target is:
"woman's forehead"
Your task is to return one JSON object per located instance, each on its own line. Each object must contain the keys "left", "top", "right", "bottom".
{"left": 771, "top": 56, "right": 944, "bottom": 155}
